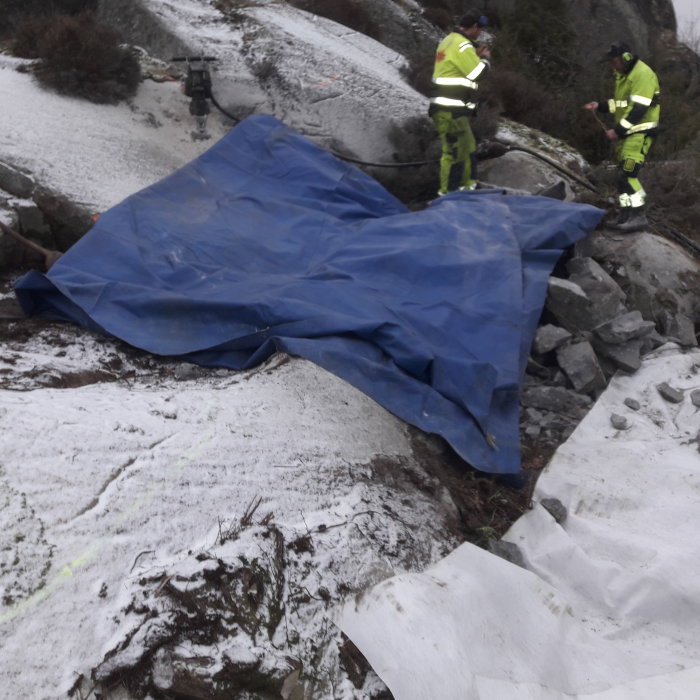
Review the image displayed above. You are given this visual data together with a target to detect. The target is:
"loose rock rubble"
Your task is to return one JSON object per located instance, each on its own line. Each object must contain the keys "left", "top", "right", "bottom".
{"left": 520, "top": 229, "right": 699, "bottom": 452}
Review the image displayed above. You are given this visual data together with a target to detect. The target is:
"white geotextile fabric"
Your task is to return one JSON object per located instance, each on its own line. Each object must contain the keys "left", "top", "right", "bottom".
{"left": 340, "top": 344, "right": 700, "bottom": 699}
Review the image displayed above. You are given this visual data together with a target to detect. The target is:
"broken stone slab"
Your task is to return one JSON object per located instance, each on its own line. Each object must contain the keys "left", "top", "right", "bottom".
{"left": 521, "top": 384, "right": 593, "bottom": 416}
{"left": 591, "top": 351, "right": 622, "bottom": 383}
{"left": 532, "top": 324, "right": 573, "bottom": 354}
{"left": 545, "top": 277, "right": 596, "bottom": 332}
{"left": 593, "top": 310, "right": 656, "bottom": 344}
{"left": 537, "top": 411, "right": 578, "bottom": 432}
{"left": 656, "top": 309, "right": 698, "bottom": 347}
{"left": 590, "top": 337, "right": 643, "bottom": 373}
{"left": 521, "top": 405, "right": 575, "bottom": 436}
{"left": 546, "top": 275, "right": 628, "bottom": 332}
{"left": 640, "top": 330, "right": 669, "bottom": 356}
{"left": 556, "top": 339, "right": 607, "bottom": 394}
{"left": 656, "top": 382, "right": 684, "bottom": 403}
{"left": 566, "top": 257, "right": 627, "bottom": 306}
{"left": 0, "top": 161, "right": 35, "bottom": 199}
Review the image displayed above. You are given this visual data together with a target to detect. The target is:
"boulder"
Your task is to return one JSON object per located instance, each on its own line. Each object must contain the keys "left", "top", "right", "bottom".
{"left": 0, "top": 161, "right": 34, "bottom": 199}
{"left": 478, "top": 150, "right": 575, "bottom": 201}
{"left": 575, "top": 230, "right": 700, "bottom": 323}
{"left": 591, "top": 337, "right": 644, "bottom": 373}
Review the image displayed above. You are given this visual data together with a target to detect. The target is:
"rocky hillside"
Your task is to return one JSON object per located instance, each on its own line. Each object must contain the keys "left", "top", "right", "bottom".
{"left": 1, "top": 0, "right": 699, "bottom": 529}
{"left": 0, "top": 2, "right": 699, "bottom": 697}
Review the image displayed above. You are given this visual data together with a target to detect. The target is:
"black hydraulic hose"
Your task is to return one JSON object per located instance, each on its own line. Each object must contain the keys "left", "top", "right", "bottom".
{"left": 206, "top": 89, "right": 599, "bottom": 192}
{"left": 501, "top": 144, "right": 599, "bottom": 194}
{"left": 325, "top": 141, "right": 600, "bottom": 194}
{"left": 186, "top": 55, "right": 597, "bottom": 191}
{"left": 209, "top": 90, "right": 241, "bottom": 124}
{"left": 200, "top": 80, "right": 700, "bottom": 257}
{"left": 328, "top": 150, "right": 436, "bottom": 168}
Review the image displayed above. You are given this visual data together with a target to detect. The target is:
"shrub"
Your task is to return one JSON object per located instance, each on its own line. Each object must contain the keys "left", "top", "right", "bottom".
{"left": 470, "top": 99, "right": 501, "bottom": 142}
{"left": 0, "top": 0, "right": 96, "bottom": 38}
{"left": 9, "top": 16, "right": 47, "bottom": 59}
{"left": 498, "top": 0, "right": 578, "bottom": 89}
{"left": 644, "top": 161, "right": 700, "bottom": 240}
{"left": 10, "top": 12, "right": 141, "bottom": 104}
{"left": 287, "top": 0, "right": 377, "bottom": 39}
{"left": 647, "top": 44, "right": 700, "bottom": 160}
{"left": 421, "top": 7, "right": 452, "bottom": 31}
{"left": 400, "top": 48, "right": 435, "bottom": 96}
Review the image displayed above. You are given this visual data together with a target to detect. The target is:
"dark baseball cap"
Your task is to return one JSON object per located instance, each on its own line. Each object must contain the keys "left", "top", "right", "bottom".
{"left": 603, "top": 41, "right": 632, "bottom": 60}
{"left": 459, "top": 12, "right": 489, "bottom": 28}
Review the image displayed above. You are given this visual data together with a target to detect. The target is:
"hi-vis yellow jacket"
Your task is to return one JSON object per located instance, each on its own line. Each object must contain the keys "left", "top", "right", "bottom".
{"left": 430, "top": 31, "right": 490, "bottom": 115}
{"left": 599, "top": 58, "right": 660, "bottom": 138}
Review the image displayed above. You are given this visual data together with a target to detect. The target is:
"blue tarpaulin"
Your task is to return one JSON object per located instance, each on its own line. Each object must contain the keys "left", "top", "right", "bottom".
{"left": 14, "top": 114, "right": 603, "bottom": 475}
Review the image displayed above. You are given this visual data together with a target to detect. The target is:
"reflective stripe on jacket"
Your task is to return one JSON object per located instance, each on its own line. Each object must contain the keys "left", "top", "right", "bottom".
{"left": 599, "top": 58, "right": 660, "bottom": 138}
{"left": 430, "top": 31, "right": 490, "bottom": 113}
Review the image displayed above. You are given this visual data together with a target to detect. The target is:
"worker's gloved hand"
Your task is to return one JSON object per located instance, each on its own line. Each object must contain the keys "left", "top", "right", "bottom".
{"left": 583, "top": 101, "right": 599, "bottom": 111}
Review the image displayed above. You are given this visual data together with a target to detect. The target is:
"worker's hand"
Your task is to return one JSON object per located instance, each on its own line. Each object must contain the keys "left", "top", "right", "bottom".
{"left": 477, "top": 45, "right": 491, "bottom": 60}
{"left": 605, "top": 129, "right": 618, "bottom": 141}
{"left": 583, "top": 101, "right": 598, "bottom": 111}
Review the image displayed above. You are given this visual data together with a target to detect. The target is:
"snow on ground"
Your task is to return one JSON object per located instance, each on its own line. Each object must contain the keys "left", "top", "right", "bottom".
{"left": 0, "top": 0, "right": 426, "bottom": 220}
{"left": 0, "top": 324, "right": 459, "bottom": 697}
{"left": 1, "top": 2, "right": 700, "bottom": 697}
{"left": 137, "top": 0, "right": 427, "bottom": 160}
{"left": 0, "top": 7, "right": 448, "bottom": 694}
{"left": 0, "top": 53, "right": 230, "bottom": 214}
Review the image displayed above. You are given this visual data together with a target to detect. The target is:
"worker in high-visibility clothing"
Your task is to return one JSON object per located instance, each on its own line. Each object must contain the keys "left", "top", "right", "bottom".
{"left": 584, "top": 42, "right": 660, "bottom": 233}
{"left": 429, "top": 11, "right": 491, "bottom": 196}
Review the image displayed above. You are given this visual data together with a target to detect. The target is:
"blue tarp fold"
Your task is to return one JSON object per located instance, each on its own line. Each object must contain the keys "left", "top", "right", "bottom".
{"left": 14, "top": 114, "right": 603, "bottom": 475}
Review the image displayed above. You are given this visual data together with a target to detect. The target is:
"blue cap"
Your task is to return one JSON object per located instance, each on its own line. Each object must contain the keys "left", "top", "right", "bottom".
{"left": 459, "top": 12, "right": 489, "bottom": 28}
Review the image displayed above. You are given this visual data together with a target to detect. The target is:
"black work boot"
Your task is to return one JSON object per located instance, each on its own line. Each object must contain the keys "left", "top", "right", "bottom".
{"left": 609, "top": 206, "right": 648, "bottom": 233}
{"left": 606, "top": 208, "right": 628, "bottom": 228}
